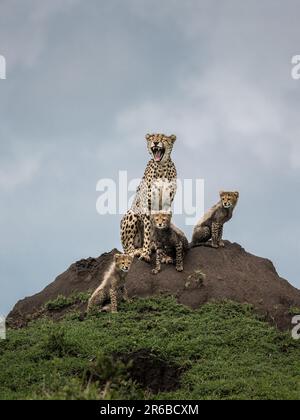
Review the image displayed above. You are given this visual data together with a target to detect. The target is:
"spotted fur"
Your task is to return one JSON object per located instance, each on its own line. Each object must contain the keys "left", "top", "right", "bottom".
{"left": 151, "top": 211, "right": 189, "bottom": 274}
{"left": 192, "top": 191, "right": 239, "bottom": 248}
{"left": 120, "top": 134, "right": 177, "bottom": 262}
{"left": 87, "top": 253, "right": 133, "bottom": 313}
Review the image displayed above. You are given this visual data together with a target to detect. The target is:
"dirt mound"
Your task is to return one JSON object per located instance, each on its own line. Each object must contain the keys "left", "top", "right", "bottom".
{"left": 7, "top": 242, "right": 300, "bottom": 330}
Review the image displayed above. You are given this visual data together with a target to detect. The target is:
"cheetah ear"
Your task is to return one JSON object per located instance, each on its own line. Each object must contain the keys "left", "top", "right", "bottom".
{"left": 163, "top": 210, "right": 172, "bottom": 219}
{"left": 114, "top": 254, "right": 122, "bottom": 262}
{"left": 234, "top": 191, "right": 239, "bottom": 199}
{"left": 145, "top": 134, "right": 151, "bottom": 141}
{"left": 170, "top": 134, "right": 176, "bottom": 142}
{"left": 219, "top": 191, "right": 225, "bottom": 197}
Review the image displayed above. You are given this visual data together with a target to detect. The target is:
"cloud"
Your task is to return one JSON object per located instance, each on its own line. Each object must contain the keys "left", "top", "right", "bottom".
{"left": 1, "top": 0, "right": 300, "bottom": 316}
{"left": 116, "top": 72, "right": 292, "bottom": 169}
{"left": 0, "top": 155, "right": 42, "bottom": 191}
{"left": 0, "top": 0, "right": 80, "bottom": 69}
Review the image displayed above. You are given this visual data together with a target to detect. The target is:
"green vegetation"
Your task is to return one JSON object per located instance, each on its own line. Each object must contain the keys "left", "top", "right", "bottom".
{"left": 44, "top": 291, "right": 91, "bottom": 311}
{"left": 289, "top": 307, "right": 300, "bottom": 316}
{"left": 0, "top": 297, "right": 299, "bottom": 400}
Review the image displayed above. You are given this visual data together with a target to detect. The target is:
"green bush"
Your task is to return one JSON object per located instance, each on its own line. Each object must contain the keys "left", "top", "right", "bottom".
{"left": 44, "top": 292, "right": 91, "bottom": 311}
{"left": 0, "top": 297, "right": 299, "bottom": 400}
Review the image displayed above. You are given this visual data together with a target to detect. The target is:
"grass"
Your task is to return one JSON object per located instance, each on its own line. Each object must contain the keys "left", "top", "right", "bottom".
{"left": 0, "top": 297, "right": 299, "bottom": 400}
{"left": 44, "top": 291, "right": 91, "bottom": 311}
{"left": 289, "top": 307, "right": 300, "bottom": 316}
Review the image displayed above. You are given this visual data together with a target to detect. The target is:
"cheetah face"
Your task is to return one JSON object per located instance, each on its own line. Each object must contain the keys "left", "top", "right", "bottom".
{"left": 146, "top": 133, "right": 176, "bottom": 164}
{"left": 220, "top": 191, "right": 239, "bottom": 209}
{"left": 114, "top": 253, "right": 134, "bottom": 273}
{"left": 151, "top": 140, "right": 165, "bottom": 163}
{"left": 151, "top": 211, "right": 172, "bottom": 229}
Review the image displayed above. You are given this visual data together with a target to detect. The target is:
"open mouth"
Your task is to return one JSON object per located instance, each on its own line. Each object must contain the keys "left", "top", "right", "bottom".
{"left": 151, "top": 146, "right": 165, "bottom": 162}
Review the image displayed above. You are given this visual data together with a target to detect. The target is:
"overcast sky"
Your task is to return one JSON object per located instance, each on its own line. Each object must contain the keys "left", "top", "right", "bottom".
{"left": 1, "top": 0, "right": 300, "bottom": 315}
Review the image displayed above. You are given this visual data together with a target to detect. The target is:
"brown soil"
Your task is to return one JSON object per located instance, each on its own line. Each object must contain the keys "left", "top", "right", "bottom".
{"left": 117, "top": 349, "right": 184, "bottom": 393}
{"left": 7, "top": 242, "right": 300, "bottom": 330}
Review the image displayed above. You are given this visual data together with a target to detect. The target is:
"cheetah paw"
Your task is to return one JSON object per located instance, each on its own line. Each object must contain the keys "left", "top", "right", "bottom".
{"left": 101, "top": 305, "right": 111, "bottom": 313}
{"left": 162, "top": 256, "right": 173, "bottom": 265}
{"left": 134, "top": 248, "right": 143, "bottom": 257}
{"left": 176, "top": 266, "right": 184, "bottom": 272}
{"left": 139, "top": 253, "right": 151, "bottom": 263}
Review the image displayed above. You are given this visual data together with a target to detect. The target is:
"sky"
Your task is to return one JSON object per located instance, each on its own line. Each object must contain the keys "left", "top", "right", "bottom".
{"left": 0, "top": 0, "right": 300, "bottom": 315}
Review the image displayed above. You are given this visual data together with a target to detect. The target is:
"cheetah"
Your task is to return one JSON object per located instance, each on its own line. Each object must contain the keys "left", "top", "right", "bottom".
{"left": 191, "top": 191, "right": 239, "bottom": 249}
{"left": 87, "top": 253, "right": 133, "bottom": 313}
{"left": 120, "top": 134, "right": 177, "bottom": 262}
{"left": 151, "top": 211, "right": 189, "bottom": 274}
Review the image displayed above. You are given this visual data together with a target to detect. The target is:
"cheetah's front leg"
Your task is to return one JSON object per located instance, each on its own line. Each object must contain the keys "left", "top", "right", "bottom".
{"left": 211, "top": 223, "right": 223, "bottom": 248}
{"left": 175, "top": 241, "right": 184, "bottom": 272}
{"left": 152, "top": 248, "right": 163, "bottom": 275}
{"left": 139, "top": 215, "right": 151, "bottom": 262}
{"left": 110, "top": 287, "right": 118, "bottom": 313}
{"left": 123, "top": 287, "right": 130, "bottom": 302}
{"left": 120, "top": 211, "right": 139, "bottom": 256}
{"left": 217, "top": 224, "right": 225, "bottom": 247}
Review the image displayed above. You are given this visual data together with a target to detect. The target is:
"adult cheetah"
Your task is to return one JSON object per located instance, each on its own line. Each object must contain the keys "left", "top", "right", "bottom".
{"left": 120, "top": 133, "right": 177, "bottom": 262}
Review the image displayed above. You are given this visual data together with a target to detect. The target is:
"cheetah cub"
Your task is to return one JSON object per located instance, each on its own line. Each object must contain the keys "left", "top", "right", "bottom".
{"left": 151, "top": 211, "right": 189, "bottom": 274}
{"left": 87, "top": 253, "right": 133, "bottom": 313}
{"left": 192, "top": 191, "right": 239, "bottom": 249}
